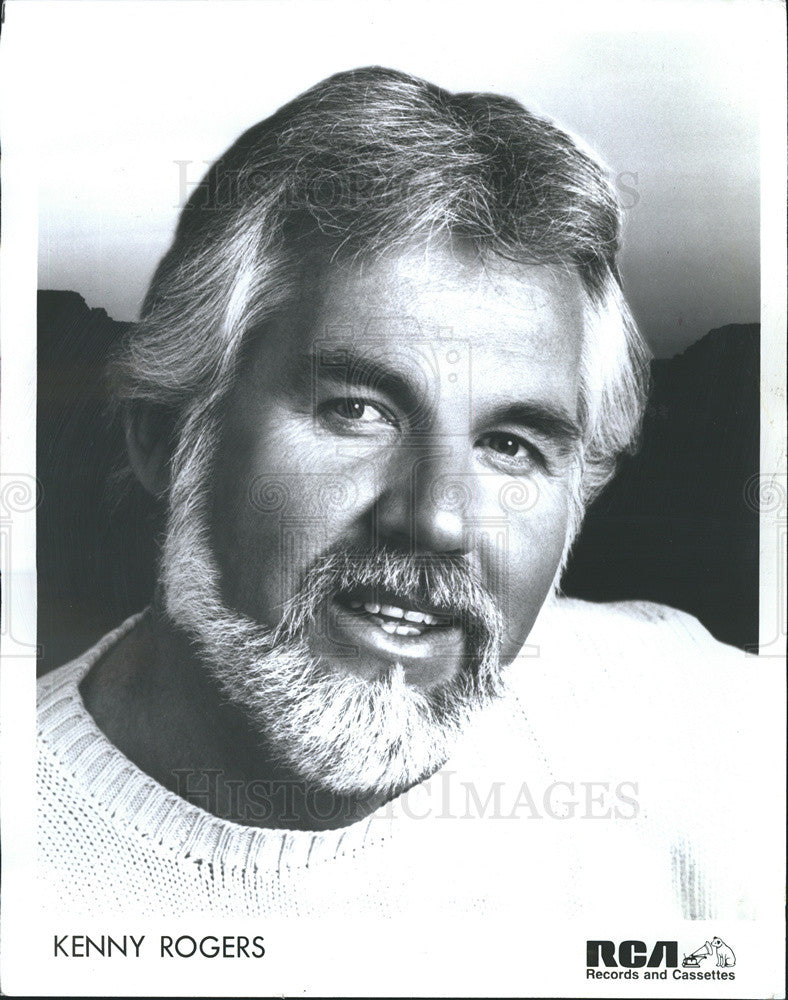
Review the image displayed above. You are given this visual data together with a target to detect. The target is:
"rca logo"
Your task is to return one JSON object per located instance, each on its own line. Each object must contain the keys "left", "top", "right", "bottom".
{"left": 586, "top": 939, "right": 738, "bottom": 982}
{"left": 587, "top": 940, "right": 678, "bottom": 969}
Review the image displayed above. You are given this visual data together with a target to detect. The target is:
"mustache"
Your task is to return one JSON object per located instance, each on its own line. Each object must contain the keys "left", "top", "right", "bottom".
{"left": 275, "top": 544, "right": 504, "bottom": 655}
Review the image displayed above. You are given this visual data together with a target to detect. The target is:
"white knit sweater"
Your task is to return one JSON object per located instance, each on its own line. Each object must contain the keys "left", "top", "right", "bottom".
{"left": 37, "top": 597, "right": 773, "bottom": 920}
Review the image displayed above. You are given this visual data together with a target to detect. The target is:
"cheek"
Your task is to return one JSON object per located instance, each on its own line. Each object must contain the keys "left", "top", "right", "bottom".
{"left": 209, "top": 446, "right": 283, "bottom": 624}
{"left": 209, "top": 413, "right": 315, "bottom": 622}
{"left": 491, "top": 482, "right": 570, "bottom": 659}
{"left": 210, "top": 414, "right": 379, "bottom": 624}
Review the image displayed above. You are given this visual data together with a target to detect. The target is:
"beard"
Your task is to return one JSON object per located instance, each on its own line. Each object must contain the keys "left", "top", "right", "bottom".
{"left": 159, "top": 404, "right": 506, "bottom": 800}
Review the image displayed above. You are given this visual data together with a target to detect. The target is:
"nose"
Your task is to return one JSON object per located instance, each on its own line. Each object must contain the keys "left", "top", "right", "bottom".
{"left": 373, "top": 437, "right": 477, "bottom": 554}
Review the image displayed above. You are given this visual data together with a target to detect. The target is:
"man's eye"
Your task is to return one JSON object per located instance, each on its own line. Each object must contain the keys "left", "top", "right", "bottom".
{"left": 322, "top": 398, "right": 394, "bottom": 426}
{"left": 478, "top": 432, "right": 544, "bottom": 469}
{"left": 486, "top": 433, "right": 523, "bottom": 457}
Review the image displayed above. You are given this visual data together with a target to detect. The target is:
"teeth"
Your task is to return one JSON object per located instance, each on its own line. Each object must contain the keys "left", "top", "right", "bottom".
{"left": 353, "top": 599, "right": 445, "bottom": 626}
{"left": 379, "top": 620, "right": 422, "bottom": 637}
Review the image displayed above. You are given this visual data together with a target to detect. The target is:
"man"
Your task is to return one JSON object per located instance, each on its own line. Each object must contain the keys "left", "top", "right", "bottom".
{"left": 37, "top": 67, "right": 770, "bottom": 920}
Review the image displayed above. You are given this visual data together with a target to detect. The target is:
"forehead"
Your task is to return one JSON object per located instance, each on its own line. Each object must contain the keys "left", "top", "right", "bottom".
{"left": 318, "top": 241, "right": 582, "bottom": 330}
{"left": 264, "top": 240, "right": 587, "bottom": 414}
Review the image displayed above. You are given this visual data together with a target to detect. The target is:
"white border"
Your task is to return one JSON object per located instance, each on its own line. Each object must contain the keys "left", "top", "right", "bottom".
{"left": 1, "top": 1, "right": 785, "bottom": 996}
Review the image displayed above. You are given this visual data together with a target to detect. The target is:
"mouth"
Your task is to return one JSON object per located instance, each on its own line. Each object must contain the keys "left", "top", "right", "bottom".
{"left": 313, "top": 587, "right": 470, "bottom": 688}
{"left": 337, "top": 587, "right": 455, "bottom": 636}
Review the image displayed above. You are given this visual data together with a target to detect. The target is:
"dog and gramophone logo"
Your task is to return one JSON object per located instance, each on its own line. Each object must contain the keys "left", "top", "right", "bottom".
{"left": 586, "top": 937, "right": 736, "bottom": 982}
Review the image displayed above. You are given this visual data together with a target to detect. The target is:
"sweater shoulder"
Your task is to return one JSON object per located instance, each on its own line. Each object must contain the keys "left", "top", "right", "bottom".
{"left": 37, "top": 613, "right": 145, "bottom": 734}
{"left": 514, "top": 595, "right": 773, "bottom": 773}
{"left": 545, "top": 595, "right": 730, "bottom": 647}
{"left": 531, "top": 595, "right": 747, "bottom": 677}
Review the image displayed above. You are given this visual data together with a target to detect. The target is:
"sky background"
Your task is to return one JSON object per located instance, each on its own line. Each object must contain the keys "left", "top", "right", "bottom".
{"left": 27, "top": 0, "right": 767, "bottom": 357}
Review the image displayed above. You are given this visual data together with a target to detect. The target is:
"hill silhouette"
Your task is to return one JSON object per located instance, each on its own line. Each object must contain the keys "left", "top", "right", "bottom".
{"left": 562, "top": 322, "right": 759, "bottom": 648}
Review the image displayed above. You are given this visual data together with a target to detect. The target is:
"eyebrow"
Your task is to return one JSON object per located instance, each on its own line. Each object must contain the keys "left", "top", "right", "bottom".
{"left": 298, "top": 346, "right": 421, "bottom": 414}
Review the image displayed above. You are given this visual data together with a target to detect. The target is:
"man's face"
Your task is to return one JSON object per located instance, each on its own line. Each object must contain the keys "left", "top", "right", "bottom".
{"left": 210, "top": 241, "right": 585, "bottom": 691}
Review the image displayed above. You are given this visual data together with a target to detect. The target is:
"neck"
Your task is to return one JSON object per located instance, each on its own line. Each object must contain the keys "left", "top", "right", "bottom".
{"left": 79, "top": 607, "right": 390, "bottom": 830}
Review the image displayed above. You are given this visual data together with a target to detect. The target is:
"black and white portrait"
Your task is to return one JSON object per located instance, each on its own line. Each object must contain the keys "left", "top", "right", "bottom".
{"left": 1, "top": 1, "right": 784, "bottom": 996}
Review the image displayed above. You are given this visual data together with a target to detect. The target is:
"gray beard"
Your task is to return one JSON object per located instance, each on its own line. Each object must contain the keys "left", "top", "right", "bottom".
{"left": 159, "top": 406, "right": 507, "bottom": 799}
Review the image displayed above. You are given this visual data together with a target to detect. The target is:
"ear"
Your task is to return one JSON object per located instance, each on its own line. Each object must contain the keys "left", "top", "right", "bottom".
{"left": 123, "top": 402, "right": 174, "bottom": 498}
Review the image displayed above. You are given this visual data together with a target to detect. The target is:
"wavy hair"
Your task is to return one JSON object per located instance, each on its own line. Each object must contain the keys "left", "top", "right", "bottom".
{"left": 111, "top": 66, "right": 650, "bottom": 539}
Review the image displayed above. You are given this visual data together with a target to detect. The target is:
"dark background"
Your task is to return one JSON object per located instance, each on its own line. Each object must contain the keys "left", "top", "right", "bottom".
{"left": 37, "top": 290, "right": 760, "bottom": 675}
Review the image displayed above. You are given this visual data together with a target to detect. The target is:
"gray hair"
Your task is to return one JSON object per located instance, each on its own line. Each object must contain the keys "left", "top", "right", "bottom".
{"left": 111, "top": 66, "right": 650, "bottom": 537}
